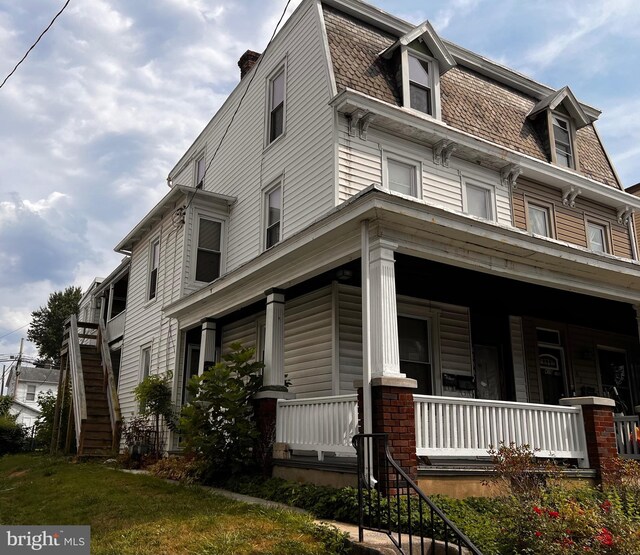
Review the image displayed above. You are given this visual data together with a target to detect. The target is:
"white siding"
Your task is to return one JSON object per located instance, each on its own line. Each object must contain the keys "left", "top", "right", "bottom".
{"left": 438, "top": 304, "right": 473, "bottom": 375}
{"left": 509, "top": 315, "right": 529, "bottom": 402}
{"left": 221, "top": 316, "right": 258, "bottom": 355}
{"left": 337, "top": 118, "right": 512, "bottom": 227}
{"left": 168, "top": 2, "right": 335, "bottom": 277}
{"left": 117, "top": 207, "right": 185, "bottom": 419}
{"left": 337, "top": 284, "right": 363, "bottom": 393}
{"left": 284, "top": 287, "right": 333, "bottom": 397}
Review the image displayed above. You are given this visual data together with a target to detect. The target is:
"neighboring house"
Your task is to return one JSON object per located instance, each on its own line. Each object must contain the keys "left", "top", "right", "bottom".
{"left": 7, "top": 365, "right": 59, "bottom": 428}
{"left": 70, "top": 0, "right": 640, "bottom": 486}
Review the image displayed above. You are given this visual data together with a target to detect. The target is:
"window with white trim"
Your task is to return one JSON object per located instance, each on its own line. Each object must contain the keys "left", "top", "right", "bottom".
{"left": 268, "top": 68, "right": 285, "bottom": 143}
{"left": 528, "top": 203, "right": 553, "bottom": 238}
{"left": 194, "top": 154, "right": 205, "bottom": 187}
{"left": 195, "top": 218, "right": 222, "bottom": 283}
{"left": 463, "top": 181, "right": 494, "bottom": 220}
{"left": 386, "top": 158, "right": 419, "bottom": 197}
{"left": 25, "top": 384, "right": 36, "bottom": 402}
{"left": 265, "top": 184, "right": 282, "bottom": 249}
{"left": 148, "top": 239, "right": 160, "bottom": 301}
{"left": 408, "top": 54, "right": 433, "bottom": 115}
{"left": 552, "top": 114, "right": 574, "bottom": 168}
{"left": 587, "top": 221, "right": 609, "bottom": 253}
{"left": 141, "top": 346, "right": 151, "bottom": 380}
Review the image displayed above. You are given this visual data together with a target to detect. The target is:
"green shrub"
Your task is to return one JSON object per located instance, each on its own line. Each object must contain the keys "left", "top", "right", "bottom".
{"left": 134, "top": 373, "right": 174, "bottom": 456}
{"left": 0, "top": 415, "right": 27, "bottom": 455}
{"left": 180, "top": 343, "right": 263, "bottom": 482}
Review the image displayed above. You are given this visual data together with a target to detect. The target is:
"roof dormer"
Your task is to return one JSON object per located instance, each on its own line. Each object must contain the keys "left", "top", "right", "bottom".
{"left": 528, "top": 86, "right": 597, "bottom": 170}
{"left": 380, "top": 21, "right": 456, "bottom": 120}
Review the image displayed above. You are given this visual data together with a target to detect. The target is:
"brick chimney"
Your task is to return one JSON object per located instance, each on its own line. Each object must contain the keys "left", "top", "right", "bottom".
{"left": 238, "top": 50, "right": 261, "bottom": 79}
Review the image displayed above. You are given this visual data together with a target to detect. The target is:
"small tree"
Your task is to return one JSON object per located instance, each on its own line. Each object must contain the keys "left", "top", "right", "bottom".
{"left": 134, "top": 373, "right": 174, "bottom": 456}
{"left": 0, "top": 395, "right": 26, "bottom": 456}
{"left": 27, "top": 286, "right": 82, "bottom": 366}
{"left": 34, "top": 391, "right": 58, "bottom": 449}
{"left": 180, "top": 343, "right": 263, "bottom": 482}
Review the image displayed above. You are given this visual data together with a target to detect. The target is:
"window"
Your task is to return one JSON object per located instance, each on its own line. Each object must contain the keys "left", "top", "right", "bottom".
{"left": 268, "top": 68, "right": 285, "bottom": 143}
{"left": 25, "top": 385, "right": 36, "bottom": 401}
{"left": 552, "top": 115, "right": 574, "bottom": 168}
{"left": 387, "top": 158, "right": 418, "bottom": 196}
{"left": 528, "top": 203, "right": 553, "bottom": 237}
{"left": 408, "top": 54, "right": 433, "bottom": 115}
{"left": 398, "top": 316, "right": 432, "bottom": 395}
{"left": 141, "top": 346, "right": 151, "bottom": 380}
{"left": 464, "top": 182, "right": 494, "bottom": 220}
{"left": 265, "top": 185, "right": 282, "bottom": 249}
{"left": 195, "top": 218, "right": 222, "bottom": 282}
{"left": 194, "top": 154, "right": 205, "bottom": 187}
{"left": 148, "top": 239, "right": 160, "bottom": 300}
{"left": 587, "top": 221, "right": 609, "bottom": 253}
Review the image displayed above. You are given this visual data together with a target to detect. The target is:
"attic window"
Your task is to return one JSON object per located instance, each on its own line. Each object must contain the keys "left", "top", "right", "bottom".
{"left": 552, "top": 115, "right": 574, "bottom": 168}
{"left": 408, "top": 54, "right": 433, "bottom": 115}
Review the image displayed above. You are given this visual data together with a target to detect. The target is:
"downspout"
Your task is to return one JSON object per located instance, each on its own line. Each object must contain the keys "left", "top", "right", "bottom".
{"left": 361, "top": 220, "right": 372, "bottom": 434}
{"left": 627, "top": 214, "right": 638, "bottom": 261}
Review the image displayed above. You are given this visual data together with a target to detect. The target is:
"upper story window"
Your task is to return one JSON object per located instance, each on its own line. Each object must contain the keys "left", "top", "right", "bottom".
{"left": 407, "top": 54, "right": 433, "bottom": 116}
{"left": 195, "top": 154, "right": 206, "bottom": 187}
{"left": 265, "top": 184, "right": 282, "bottom": 249}
{"left": 195, "top": 218, "right": 222, "bottom": 283}
{"left": 463, "top": 180, "right": 495, "bottom": 220}
{"left": 587, "top": 221, "right": 609, "bottom": 253}
{"left": 148, "top": 239, "right": 160, "bottom": 301}
{"left": 387, "top": 158, "right": 418, "bottom": 197}
{"left": 26, "top": 384, "right": 36, "bottom": 401}
{"left": 552, "top": 115, "right": 574, "bottom": 168}
{"left": 268, "top": 68, "right": 285, "bottom": 144}
{"left": 527, "top": 202, "right": 553, "bottom": 238}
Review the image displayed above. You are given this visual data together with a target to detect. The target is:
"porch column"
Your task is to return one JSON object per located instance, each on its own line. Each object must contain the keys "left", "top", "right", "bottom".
{"left": 369, "top": 238, "right": 402, "bottom": 378}
{"left": 262, "top": 289, "right": 286, "bottom": 390}
{"left": 560, "top": 397, "right": 617, "bottom": 481}
{"left": 198, "top": 318, "right": 217, "bottom": 376}
{"left": 254, "top": 288, "right": 293, "bottom": 475}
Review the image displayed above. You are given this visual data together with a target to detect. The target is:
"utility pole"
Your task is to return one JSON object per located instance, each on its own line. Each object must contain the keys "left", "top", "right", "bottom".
{"left": 12, "top": 338, "right": 24, "bottom": 399}
{"left": 1, "top": 365, "right": 5, "bottom": 396}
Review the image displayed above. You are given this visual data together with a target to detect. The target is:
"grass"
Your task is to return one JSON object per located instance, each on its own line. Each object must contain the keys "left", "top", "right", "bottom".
{"left": 0, "top": 454, "right": 350, "bottom": 555}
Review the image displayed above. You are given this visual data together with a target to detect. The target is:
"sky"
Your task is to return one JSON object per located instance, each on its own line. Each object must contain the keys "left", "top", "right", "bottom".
{"left": 1, "top": 0, "right": 639, "bottom": 362}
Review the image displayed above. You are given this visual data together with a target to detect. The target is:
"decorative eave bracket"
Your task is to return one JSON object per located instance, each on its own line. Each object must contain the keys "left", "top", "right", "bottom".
{"left": 347, "top": 109, "right": 376, "bottom": 140}
{"left": 500, "top": 163, "right": 522, "bottom": 188}
{"left": 617, "top": 205, "right": 634, "bottom": 225}
{"left": 433, "top": 139, "right": 457, "bottom": 167}
{"left": 562, "top": 186, "right": 582, "bottom": 208}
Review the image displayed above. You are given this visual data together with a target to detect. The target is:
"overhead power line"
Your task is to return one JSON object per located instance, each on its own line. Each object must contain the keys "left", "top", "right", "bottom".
{"left": 184, "top": 0, "right": 293, "bottom": 211}
{"left": 0, "top": 0, "right": 71, "bottom": 90}
{"left": 0, "top": 323, "right": 29, "bottom": 341}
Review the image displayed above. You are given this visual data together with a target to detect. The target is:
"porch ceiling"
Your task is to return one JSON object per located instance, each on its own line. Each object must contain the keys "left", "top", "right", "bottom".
{"left": 164, "top": 188, "right": 640, "bottom": 327}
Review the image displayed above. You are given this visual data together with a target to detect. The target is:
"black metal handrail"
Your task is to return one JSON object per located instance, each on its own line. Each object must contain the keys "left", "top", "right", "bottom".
{"left": 352, "top": 433, "right": 483, "bottom": 555}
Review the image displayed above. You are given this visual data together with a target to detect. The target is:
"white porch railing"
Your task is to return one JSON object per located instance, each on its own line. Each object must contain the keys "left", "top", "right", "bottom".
{"left": 614, "top": 415, "right": 640, "bottom": 459}
{"left": 106, "top": 310, "right": 126, "bottom": 342}
{"left": 276, "top": 395, "right": 358, "bottom": 461}
{"left": 414, "top": 395, "right": 589, "bottom": 467}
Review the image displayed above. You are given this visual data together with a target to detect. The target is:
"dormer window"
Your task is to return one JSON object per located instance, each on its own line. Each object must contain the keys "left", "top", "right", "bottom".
{"left": 408, "top": 54, "right": 433, "bottom": 115}
{"left": 552, "top": 115, "right": 573, "bottom": 168}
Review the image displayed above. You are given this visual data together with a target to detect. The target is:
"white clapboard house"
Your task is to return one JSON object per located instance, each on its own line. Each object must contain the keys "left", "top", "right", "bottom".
{"left": 61, "top": 0, "right": 640, "bottom": 485}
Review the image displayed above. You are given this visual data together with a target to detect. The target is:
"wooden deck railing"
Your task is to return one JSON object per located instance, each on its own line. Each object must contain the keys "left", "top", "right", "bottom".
{"left": 66, "top": 315, "right": 88, "bottom": 452}
{"left": 276, "top": 395, "right": 358, "bottom": 460}
{"left": 98, "top": 321, "right": 122, "bottom": 450}
{"left": 614, "top": 415, "right": 640, "bottom": 459}
{"left": 414, "top": 395, "right": 589, "bottom": 467}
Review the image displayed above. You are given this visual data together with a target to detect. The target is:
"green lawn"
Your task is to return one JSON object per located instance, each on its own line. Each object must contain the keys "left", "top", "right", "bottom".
{"left": 0, "top": 455, "right": 348, "bottom": 555}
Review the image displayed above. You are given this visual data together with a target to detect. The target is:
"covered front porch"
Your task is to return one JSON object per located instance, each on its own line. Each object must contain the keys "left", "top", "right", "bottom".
{"left": 164, "top": 189, "right": 640, "bottom": 481}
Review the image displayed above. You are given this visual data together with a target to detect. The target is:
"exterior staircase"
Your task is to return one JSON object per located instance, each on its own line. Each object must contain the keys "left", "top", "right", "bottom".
{"left": 52, "top": 316, "right": 121, "bottom": 457}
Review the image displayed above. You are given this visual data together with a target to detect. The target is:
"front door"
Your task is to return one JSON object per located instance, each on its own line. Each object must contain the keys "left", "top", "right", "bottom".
{"left": 398, "top": 316, "right": 432, "bottom": 395}
{"left": 537, "top": 328, "right": 568, "bottom": 405}
{"left": 182, "top": 344, "right": 200, "bottom": 405}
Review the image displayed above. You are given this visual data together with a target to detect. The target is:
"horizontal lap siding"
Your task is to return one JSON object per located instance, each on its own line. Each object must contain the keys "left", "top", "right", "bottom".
{"left": 509, "top": 316, "right": 529, "bottom": 402}
{"left": 222, "top": 316, "right": 258, "bottom": 355}
{"left": 284, "top": 287, "right": 333, "bottom": 397}
{"left": 439, "top": 305, "right": 473, "bottom": 375}
{"left": 338, "top": 120, "right": 382, "bottom": 201}
{"left": 118, "top": 211, "right": 184, "bottom": 419}
{"left": 513, "top": 177, "right": 633, "bottom": 257}
{"left": 423, "top": 164, "right": 462, "bottom": 213}
{"left": 338, "top": 285, "right": 363, "bottom": 393}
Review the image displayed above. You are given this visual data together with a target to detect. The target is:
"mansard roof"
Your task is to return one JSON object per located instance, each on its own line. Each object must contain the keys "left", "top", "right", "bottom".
{"left": 528, "top": 86, "right": 592, "bottom": 129}
{"left": 321, "top": 2, "right": 621, "bottom": 189}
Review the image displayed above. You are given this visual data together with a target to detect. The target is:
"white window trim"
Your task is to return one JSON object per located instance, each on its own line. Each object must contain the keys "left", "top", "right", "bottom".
{"left": 401, "top": 46, "right": 441, "bottom": 120}
{"left": 525, "top": 198, "right": 556, "bottom": 239}
{"left": 382, "top": 149, "right": 423, "bottom": 199}
{"left": 147, "top": 236, "right": 161, "bottom": 302}
{"left": 262, "top": 178, "right": 284, "bottom": 251}
{"left": 585, "top": 217, "right": 611, "bottom": 254}
{"left": 264, "top": 59, "right": 288, "bottom": 149}
{"left": 194, "top": 151, "right": 206, "bottom": 188}
{"left": 461, "top": 176, "right": 497, "bottom": 221}
{"left": 192, "top": 212, "right": 226, "bottom": 285}
{"left": 139, "top": 342, "right": 153, "bottom": 382}
{"left": 549, "top": 112, "right": 577, "bottom": 170}
{"left": 25, "top": 384, "right": 36, "bottom": 401}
